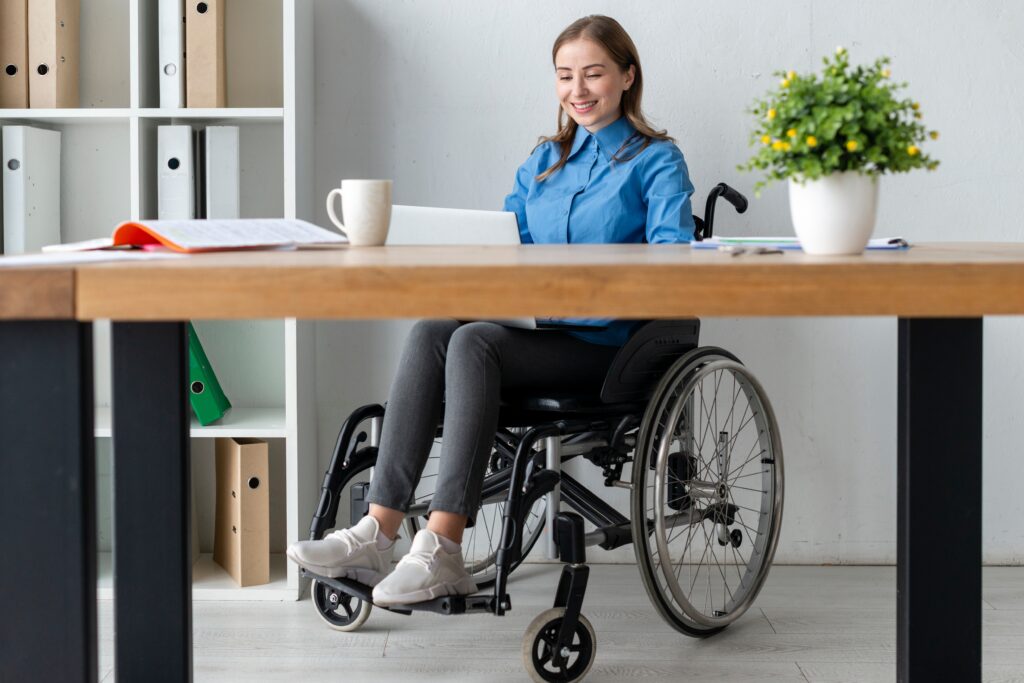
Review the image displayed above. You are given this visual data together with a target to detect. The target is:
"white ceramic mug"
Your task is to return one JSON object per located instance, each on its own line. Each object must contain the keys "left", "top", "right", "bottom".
{"left": 325, "top": 179, "right": 393, "bottom": 246}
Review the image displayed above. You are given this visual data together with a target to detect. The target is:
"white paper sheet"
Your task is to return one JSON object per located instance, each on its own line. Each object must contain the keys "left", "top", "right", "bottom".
{"left": 0, "top": 251, "right": 185, "bottom": 268}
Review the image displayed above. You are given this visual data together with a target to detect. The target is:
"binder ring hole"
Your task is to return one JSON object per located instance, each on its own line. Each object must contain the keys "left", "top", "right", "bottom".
{"left": 232, "top": 525, "right": 237, "bottom": 534}
{"left": 231, "top": 490, "right": 236, "bottom": 498}
{"left": 7, "top": 160, "right": 19, "bottom": 171}
{"left": 248, "top": 477, "right": 260, "bottom": 490}
{"left": 37, "top": 64, "right": 49, "bottom": 76}
{"left": 191, "top": 380, "right": 205, "bottom": 394}
{"left": 169, "top": 157, "right": 182, "bottom": 171}
{"left": 197, "top": 2, "right": 209, "bottom": 13}
{"left": 4, "top": 65, "right": 16, "bottom": 76}
{"left": 164, "top": 64, "right": 177, "bottom": 76}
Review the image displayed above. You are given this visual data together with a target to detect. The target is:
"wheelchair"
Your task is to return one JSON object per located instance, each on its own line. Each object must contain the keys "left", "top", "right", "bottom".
{"left": 300, "top": 184, "right": 784, "bottom": 683}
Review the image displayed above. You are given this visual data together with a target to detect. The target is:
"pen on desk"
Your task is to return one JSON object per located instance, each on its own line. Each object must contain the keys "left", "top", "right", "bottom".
{"left": 717, "top": 245, "right": 784, "bottom": 256}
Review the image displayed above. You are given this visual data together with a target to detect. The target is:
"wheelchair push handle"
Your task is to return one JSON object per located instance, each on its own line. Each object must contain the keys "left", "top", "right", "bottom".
{"left": 697, "top": 182, "right": 749, "bottom": 240}
{"left": 716, "top": 183, "right": 748, "bottom": 214}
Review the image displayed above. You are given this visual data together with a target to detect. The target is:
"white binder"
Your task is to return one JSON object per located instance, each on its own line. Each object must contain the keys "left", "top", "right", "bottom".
{"left": 158, "top": 0, "right": 185, "bottom": 108}
{"left": 203, "top": 126, "right": 240, "bottom": 219}
{"left": 157, "top": 125, "right": 195, "bottom": 220}
{"left": 2, "top": 126, "right": 62, "bottom": 255}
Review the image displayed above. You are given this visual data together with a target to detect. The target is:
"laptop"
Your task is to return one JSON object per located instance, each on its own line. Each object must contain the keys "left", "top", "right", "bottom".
{"left": 386, "top": 205, "right": 598, "bottom": 331}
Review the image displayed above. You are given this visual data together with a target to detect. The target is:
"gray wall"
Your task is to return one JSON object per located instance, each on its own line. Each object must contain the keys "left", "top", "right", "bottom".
{"left": 311, "top": 0, "right": 1024, "bottom": 564}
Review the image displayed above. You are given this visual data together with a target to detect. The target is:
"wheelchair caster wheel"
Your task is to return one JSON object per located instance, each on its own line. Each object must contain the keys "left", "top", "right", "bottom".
{"left": 310, "top": 579, "right": 372, "bottom": 632}
{"left": 522, "top": 607, "right": 596, "bottom": 682}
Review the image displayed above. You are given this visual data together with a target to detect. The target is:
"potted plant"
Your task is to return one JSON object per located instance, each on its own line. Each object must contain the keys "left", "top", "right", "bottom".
{"left": 740, "top": 47, "right": 939, "bottom": 255}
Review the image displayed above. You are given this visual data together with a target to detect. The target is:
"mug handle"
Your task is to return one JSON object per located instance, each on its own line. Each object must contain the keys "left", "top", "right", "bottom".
{"left": 326, "top": 188, "right": 348, "bottom": 237}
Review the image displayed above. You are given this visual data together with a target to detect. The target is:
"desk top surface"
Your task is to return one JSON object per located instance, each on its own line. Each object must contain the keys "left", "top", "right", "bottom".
{"left": 0, "top": 268, "right": 76, "bottom": 320}
{"left": 5, "top": 242, "right": 1024, "bottom": 320}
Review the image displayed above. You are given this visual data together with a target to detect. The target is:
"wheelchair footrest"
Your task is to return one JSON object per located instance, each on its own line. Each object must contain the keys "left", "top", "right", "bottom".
{"left": 301, "top": 568, "right": 509, "bottom": 616}
{"left": 387, "top": 592, "right": 510, "bottom": 616}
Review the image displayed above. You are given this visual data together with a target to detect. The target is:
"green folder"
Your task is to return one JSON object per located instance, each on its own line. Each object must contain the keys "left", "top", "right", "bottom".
{"left": 188, "top": 322, "right": 231, "bottom": 425}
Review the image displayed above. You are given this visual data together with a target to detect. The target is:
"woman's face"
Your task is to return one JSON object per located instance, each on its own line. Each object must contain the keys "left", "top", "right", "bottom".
{"left": 555, "top": 38, "right": 635, "bottom": 133}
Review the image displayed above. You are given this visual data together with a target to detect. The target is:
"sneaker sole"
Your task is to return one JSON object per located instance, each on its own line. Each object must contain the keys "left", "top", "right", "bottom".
{"left": 285, "top": 548, "right": 389, "bottom": 587}
{"left": 372, "top": 576, "right": 478, "bottom": 606}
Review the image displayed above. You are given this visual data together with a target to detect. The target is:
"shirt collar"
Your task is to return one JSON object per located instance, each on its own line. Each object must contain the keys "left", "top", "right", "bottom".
{"left": 569, "top": 116, "right": 639, "bottom": 162}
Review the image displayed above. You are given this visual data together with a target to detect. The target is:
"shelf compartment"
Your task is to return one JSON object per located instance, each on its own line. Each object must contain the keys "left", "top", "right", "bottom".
{"left": 137, "top": 0, "right": 283, "bottom": 109}
{"left": 137, "top": 118, "right": 283, "bottom": 221}
{"left": 0, "top": 119, "right": 130, "bottom": 247}
{"left": 98, "top": 553, "right": 293, "bottom": 601}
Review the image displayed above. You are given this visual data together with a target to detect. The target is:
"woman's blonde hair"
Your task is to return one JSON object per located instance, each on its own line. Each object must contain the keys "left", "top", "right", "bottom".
{"left": 536, "top": 15, "right": 673, "bottom": 181}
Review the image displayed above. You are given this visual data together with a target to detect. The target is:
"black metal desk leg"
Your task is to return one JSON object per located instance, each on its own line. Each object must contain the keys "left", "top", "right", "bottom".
{"left": 897, "top": 318, "right": 982, "bottom": 682}
{"left": 0, "top": 321, "right": 97, "bottom": 683}
{"left": 112, "top": 322, "right": 191, "bottom": 682}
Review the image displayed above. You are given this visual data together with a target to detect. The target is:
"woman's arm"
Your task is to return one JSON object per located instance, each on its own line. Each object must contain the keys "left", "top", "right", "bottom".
{"left": 641, "top": 144, "right": 697, "bottom": 244}
{"left": 502, "top": 159, "right": 535, "bottom": 244}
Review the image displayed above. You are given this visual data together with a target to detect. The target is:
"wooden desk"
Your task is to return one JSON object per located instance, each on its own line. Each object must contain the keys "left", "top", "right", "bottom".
{"left": 5, "top": 243, "right": 1018, "bottom": 682}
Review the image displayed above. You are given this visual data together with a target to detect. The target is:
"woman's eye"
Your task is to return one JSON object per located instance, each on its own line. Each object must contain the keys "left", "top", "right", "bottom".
{"left": 586, "top": 74, "right": 601, "bottom": 79}
{"left": 559, "top": 76, "right": 572, "bottom": 81}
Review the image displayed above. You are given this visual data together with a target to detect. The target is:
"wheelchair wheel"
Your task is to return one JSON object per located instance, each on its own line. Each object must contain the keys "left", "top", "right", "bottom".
{"left": 310, "top": 579, "right": 372, "bottom": 632}
{"left": 631, "top": 347, "right": 784, "bottom": 636}
{"left": 406, "top": 430, "right": 548, "bottom": 588}
{"left": 522, "top": 607, "right": 596, "bottom": 683}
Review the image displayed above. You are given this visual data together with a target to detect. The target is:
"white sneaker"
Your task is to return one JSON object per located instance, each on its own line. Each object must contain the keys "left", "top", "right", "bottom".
{"left": 371, "top": 529, "right": 478, "bottom": 606}
{"left": 285, "top": 515, "right": 396, "bottom": 586}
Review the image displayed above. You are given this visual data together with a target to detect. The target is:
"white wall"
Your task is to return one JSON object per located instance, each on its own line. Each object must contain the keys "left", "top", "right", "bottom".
{"left": 311, "top": 0, "right": 1024, "bottom": 564}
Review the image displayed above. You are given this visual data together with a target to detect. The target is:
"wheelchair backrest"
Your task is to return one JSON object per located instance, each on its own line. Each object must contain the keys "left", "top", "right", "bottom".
{"left": 599, "top": 319, "right": 701, "bottom": 403}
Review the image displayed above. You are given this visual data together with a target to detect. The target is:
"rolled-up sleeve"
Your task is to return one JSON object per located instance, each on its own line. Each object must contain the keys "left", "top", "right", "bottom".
{"left": 502, "top": 159, "right": 535, "bottom": 244}
{"left": 642, "top": 145, "right": 696, "bottom": 244}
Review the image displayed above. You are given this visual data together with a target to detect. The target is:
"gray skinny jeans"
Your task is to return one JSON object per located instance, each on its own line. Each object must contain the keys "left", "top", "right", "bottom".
{"left": 365, "top": 319, "right": 620, "bottom": 524}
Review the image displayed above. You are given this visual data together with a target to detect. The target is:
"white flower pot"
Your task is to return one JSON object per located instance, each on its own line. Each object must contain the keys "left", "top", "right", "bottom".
{"left": 788, "top": 172, "right": 879, "bottom": 255}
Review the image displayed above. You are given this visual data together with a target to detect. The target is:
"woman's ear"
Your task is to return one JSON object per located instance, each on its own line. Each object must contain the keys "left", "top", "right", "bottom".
{"left": 623, "top": 64, "right": 636, "bottom": 91}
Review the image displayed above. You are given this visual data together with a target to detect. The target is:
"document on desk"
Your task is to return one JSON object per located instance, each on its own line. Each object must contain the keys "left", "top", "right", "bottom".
{"left": 692, "top": 236, "right": 910, "bottom": 250}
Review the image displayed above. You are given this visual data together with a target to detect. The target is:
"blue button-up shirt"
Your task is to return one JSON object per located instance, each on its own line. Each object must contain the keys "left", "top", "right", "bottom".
{"left": 503, "top": 116, "right": 696, "bottom": 346}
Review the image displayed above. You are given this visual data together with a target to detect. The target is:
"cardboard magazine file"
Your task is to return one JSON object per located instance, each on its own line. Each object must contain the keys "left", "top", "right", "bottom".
{"left": 213, "top": 438, "right": 270, "bottom": 587}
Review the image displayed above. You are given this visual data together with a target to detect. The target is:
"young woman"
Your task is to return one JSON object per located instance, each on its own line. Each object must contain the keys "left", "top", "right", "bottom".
{"left": 287, "top": 15, "right": 696, "bottom": 606}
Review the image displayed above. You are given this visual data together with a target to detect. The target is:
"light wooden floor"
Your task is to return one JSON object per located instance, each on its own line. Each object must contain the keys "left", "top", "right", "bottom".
{"left": 97, "top": 565, "right": 1024, "bottom": 682}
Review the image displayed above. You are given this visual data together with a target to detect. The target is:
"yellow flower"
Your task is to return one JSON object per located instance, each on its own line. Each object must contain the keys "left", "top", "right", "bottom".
{"left": 786, "top": 70, "right": 796, "bottom": 81}
{"left": 912, "top": 102, "right": 920, "bottom": 110}
{"left": 771, "top": 140, "right": 785, "bottom": 151}
{"left": 846, "top": 140, "right": 859, "bottom": 152}
{"left": 930, "top": 131, "right": 940, "bottom": 140}
{"left": 786, "top": 128, "right": 797, "bottom": 138}
{"left": 781, "top": 141, "right": 792, "bottom": 151}
{"left": 761, "top": 134, "right": 772, "bottom": 145}
{"left": 907, "top": 145, "right": 920, "bottom": 156}
{"left": 767, "top": 108, "right": 777, "bottom": 120}
{"left": 806, "top": 135, "right": 818, "bottom": 147}
{"left": 882, "top": 68, "right": 891, "bottom": 78}
{"left": 780, "top": 78, "right": 791, "bottom": 88}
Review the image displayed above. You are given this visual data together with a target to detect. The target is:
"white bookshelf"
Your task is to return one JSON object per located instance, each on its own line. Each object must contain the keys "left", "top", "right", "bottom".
{"left": 1, "top": 0, "right": 317, "bottom": 601}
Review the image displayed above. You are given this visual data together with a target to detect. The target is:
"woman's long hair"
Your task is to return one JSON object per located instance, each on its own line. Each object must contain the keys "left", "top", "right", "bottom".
{"left": 536, "top": 15, "right": 673, "bottom": 181}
